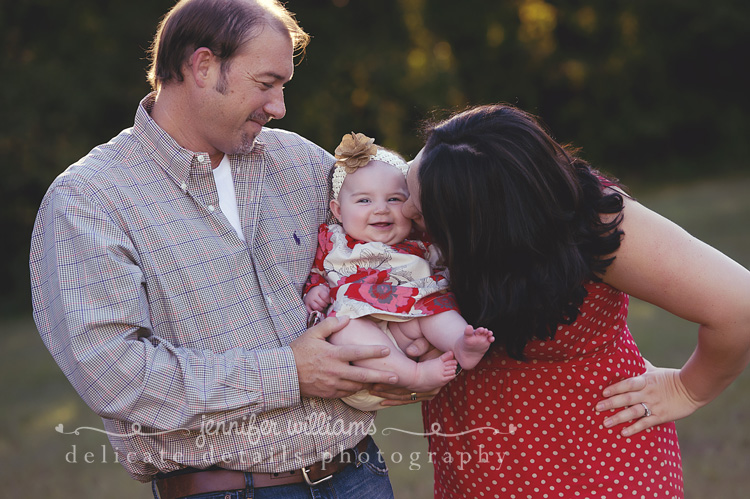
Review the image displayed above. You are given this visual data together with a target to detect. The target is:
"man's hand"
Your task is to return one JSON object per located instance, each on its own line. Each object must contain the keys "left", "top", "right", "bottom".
{"left": 290, "top": 316, "right": 399, "bottom": 399}
{"left": 368, "top": 385, "right": 442, "bottom": 407}
{"left": 303, "top": 285, "right": 331, "bottom": 313}
{"left": 402, "top": 336, "right": 435, "bottom": 360}
{"left": 369, "top": 342, "right": 446, "bottom": 406}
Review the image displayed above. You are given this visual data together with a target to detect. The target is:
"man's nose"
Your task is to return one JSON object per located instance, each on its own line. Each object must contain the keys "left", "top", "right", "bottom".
{"left": 264, "top": 88, "right": 286, "bottom": 120}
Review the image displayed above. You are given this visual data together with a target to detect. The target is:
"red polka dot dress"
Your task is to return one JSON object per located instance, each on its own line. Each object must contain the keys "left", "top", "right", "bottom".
{"left": 423, "top": 281, "right": 684, "bottom": 498}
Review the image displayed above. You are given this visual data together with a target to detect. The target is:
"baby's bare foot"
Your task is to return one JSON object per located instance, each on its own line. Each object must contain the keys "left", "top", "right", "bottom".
{"left": 453, "top": 325, "right": 495, "bottom": 370}
{"left": 410, "top": 351, "right": 458, "bottom": 392}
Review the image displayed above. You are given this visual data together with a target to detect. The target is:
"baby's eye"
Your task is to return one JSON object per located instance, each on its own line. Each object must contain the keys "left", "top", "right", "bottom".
{"left": 356, "top": 198, "right": 371, "bottom": 204}
{"left": 389, "top": 197, "right": 405, "bottom": 203}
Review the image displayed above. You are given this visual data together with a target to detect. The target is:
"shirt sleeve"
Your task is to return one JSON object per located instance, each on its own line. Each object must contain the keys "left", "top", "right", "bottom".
{"left": 29, "top": 179, "right": 300, "bottom": 432}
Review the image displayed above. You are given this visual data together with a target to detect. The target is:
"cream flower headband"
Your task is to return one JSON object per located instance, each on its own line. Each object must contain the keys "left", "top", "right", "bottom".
{"left": 331, "top": 132, "right": 409, "bottom": 199}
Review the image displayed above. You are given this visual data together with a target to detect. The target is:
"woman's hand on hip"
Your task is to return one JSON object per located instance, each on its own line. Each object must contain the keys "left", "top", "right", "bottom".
{"left": 596, "top": 361, "right": 702, "bottom": 437}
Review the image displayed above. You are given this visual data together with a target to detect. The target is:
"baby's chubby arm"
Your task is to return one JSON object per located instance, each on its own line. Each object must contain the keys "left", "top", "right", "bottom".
{"left": 304, "top": 285, "right": 331, "bottom": 313}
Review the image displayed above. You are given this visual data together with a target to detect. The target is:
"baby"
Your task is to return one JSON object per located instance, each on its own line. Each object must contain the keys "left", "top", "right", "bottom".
{"left": 303, "top": 133, "right": 494, "bottom": 410}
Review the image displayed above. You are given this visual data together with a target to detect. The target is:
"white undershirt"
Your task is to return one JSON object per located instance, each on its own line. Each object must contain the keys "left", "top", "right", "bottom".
{"left": 212, "top": 155, "right": 245, "bottom": 241}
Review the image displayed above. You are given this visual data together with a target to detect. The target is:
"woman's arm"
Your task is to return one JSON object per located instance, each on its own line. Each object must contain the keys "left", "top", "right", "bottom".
{"left": 596, "top": 195, "right": 750, "bottom": 435}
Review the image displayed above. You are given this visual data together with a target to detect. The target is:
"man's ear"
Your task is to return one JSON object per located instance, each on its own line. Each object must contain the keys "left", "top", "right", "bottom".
{"left": 330, "top": 199, "right": 343, "bottom": 223}
{"left": 187, "top": 47, "right": 216, "bottom": 88}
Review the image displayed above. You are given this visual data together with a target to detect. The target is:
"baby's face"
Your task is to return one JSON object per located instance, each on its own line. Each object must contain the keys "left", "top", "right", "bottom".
{"left": 330, "top": 160, "right": 413, "bottom": 245}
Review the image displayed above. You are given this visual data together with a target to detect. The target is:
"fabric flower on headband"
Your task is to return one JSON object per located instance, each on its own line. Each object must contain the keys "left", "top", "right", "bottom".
{"left": 334, "top": 133, "right": 378, "bottom": 173}
{"left": 331, "top": 132, "right": 410, "bottom": 200}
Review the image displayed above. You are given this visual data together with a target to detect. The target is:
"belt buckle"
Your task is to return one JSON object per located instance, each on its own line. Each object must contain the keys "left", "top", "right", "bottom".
{"left": 301, "top": 466, "right": 334, "bottom": 486}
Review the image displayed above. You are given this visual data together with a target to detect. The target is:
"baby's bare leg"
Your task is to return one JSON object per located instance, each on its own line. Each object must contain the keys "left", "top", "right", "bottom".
{"left": 330, "top": 317, "right": 457, "bottom": 392}
{"left": 382, "top": 320, "right": 423, "bottom": 354}
{"left": 416, "top": 311, "right": 495, "bottom": 370}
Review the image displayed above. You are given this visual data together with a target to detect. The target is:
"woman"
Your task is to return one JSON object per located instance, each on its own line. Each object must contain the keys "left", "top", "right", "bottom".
{"left": 399, "top": 104, "right": 750, "bottom": 498}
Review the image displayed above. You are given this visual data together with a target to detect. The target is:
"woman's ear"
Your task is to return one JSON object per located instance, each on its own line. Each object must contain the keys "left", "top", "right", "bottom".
{"left": 330, "top": 199, "right": 343, "bottom": 223}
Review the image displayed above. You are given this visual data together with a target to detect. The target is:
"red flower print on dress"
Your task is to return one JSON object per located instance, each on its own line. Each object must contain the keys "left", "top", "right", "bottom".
{"left": 303, "top": 225, "right": 336, "bottom": 295}
{"left": 304, "top": 272, "right": 328, "bottom": 294}
{"left": 337, "top": 267, "right": 390, "bottom": 287}
{"left": 317, "top": 224, "right": 335, "bottom": 253}
{"left": 414, "top": 291, "right": 459, "bottom": 315}
{"left": 429, "top": 272, "right": 450, "bottom": 287}
{"left": 343, "top": 283, "right": 419, "bottom": 314}
{"left": 343, "top": 232, "right": 366, "bottom": 250}
{"left": 392, "top": 239, "right": 428, "bottom": 258}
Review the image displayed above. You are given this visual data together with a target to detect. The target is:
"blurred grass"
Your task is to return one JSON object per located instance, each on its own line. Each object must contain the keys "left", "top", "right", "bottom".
{"left": 624, "top": 174, "right": 750, "bottom": 499}
{"left": 2, "top": 174, "right": 749, "bottom": 498}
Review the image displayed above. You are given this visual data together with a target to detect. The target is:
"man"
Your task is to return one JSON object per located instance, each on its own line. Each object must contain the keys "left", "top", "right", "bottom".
{"left": 29, "top": 1, "right": 401, "bottom": 497}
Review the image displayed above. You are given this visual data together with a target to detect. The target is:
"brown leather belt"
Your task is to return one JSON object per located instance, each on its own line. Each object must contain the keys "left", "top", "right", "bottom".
{"left": 155, "top": 436, "right": 371, "bottom": 499}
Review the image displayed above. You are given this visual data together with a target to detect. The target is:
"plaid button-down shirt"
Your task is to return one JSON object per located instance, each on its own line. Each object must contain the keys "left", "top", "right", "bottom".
{"left": 29, "top": 94, "right": 374, "bottom": 482}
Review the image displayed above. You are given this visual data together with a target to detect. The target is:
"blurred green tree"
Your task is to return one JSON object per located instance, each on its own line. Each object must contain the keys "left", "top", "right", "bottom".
{"left": 3, "top": 0, "right": 749, "bottom": 315}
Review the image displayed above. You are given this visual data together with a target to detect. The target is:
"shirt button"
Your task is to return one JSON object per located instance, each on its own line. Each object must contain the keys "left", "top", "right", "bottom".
{"left": 180, "top": 183, "right": 187, "bottom": 193}
{"left": 208, "top": 205, "right": 215, "bottom": 212}
{"left": 197, "top": 154, "right": 206, "bottom": 163}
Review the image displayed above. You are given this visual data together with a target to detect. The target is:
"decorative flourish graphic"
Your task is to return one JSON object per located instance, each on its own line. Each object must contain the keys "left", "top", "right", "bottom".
{"left": 54, "top": 418, "right": 518, "bottom": 446}
{"left": 55, "top": 423, "right": 190, "bottom": 438}
{"left": 380, "top": 422, "right": 518, "bottom": 438}
{"left": 55, "top": 418, "right": 517, "bottom": 471}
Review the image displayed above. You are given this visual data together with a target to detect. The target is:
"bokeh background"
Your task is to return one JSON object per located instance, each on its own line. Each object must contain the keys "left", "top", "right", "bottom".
{"left": 2, "top": 0, "right": 749, "bottom": 497}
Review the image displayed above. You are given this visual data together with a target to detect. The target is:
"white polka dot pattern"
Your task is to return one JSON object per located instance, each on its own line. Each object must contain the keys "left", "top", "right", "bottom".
{"left": 423, "top": 282, "right": 684, "bottom": 498}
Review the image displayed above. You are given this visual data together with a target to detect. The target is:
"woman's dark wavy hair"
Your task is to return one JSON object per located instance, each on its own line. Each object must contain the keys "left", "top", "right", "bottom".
{"left": 418, "top": 104, "right": 625, "bottom": 360}
{"left": 147, "top": 0, "right": 310, "bottom": 90}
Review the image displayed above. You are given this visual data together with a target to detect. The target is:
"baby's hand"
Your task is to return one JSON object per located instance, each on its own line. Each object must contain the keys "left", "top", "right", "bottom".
{"left": 304, "top": 285, "right": 331, "bottom": 313}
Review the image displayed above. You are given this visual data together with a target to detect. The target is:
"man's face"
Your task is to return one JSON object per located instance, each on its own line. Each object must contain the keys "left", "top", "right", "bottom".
{"left": 202, "top": 26, "right": 294, "bottom": 156}
{"left": 330, "top": 161, "right": 413, "bottom": 246}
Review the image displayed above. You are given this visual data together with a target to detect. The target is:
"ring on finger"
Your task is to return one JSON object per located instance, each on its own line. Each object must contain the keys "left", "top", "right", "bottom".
{"left": 640, "top": 402, "right": 652, "bottom": 418}
{"left": 410, "top": 392, "right": 418, "bottom": 401}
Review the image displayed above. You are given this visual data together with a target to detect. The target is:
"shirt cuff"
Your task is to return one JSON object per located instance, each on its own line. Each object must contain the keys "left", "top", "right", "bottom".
{"left": 255, "top": 346, "right": 301, "bottom": 411}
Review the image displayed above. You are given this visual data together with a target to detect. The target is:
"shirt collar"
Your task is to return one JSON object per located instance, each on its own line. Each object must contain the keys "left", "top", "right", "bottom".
{"left": 133, "top": 92, "right": 267, "bottom": 186}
